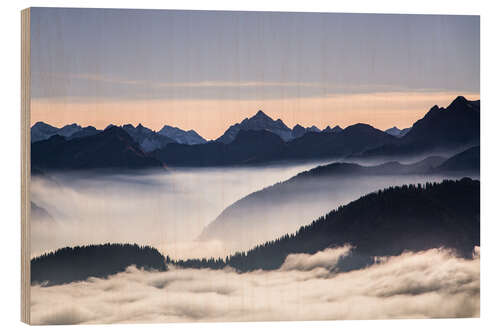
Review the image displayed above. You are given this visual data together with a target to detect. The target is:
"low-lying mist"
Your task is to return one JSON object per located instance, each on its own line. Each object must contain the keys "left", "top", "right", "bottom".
{"left": 30, "top": 161, "right": 331, "bottom": 258}
{"left": 31, "top": 159, "right": 475, "bottom": 260}
{"left": 30, "top": 246, "right": 479, "bottom": 324}
{"left": 200, "top": 174, "right": 463, "bottom": 251}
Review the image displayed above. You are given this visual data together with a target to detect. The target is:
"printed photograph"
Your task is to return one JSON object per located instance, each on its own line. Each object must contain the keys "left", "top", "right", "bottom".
{"left": 28, "top": 8, "right": 480, "bottom": 324}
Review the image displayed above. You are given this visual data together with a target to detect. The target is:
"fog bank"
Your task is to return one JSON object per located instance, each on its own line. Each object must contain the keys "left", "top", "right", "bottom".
{"left": 30, "top": 162, "right": 329, "bottom": 258}
{"left": 31, "top": 247, "right": 479, "bottom": 324}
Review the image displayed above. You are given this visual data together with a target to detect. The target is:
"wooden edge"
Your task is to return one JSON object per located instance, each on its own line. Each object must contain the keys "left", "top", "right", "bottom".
{"left": 21, "top": 7, "right": 31, "bottom": 325}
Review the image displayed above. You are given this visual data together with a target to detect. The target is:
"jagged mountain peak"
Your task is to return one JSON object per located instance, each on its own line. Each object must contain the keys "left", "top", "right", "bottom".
{"left": 449, "top": 95, "right": 468, "bottom": 107}
{"left": 244, "top": 110, "right": 280, "bottom": 125}
{"left": 322, "top": 125, "right": 343, "bottom": 133}
{"left": 158, "top": 124, "right": 207, "bottom": 145}
{"left": 447, "top": 95, "right": 479, "bottom": 113}
{"left": 254, "top": 110, "right": 269, "bottom": 118}
{"left": 217, "top": 110, "right": 293, "bottom": 143}
{"left": 309, "top": 125, "right": 320, "bottom": 132}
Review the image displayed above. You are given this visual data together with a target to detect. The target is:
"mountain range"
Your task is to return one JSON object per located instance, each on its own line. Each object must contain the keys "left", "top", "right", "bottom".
{"left": 31, "top": 121, "right": 206, "bottom": 151}
{"left": 158, "top": 125, "right": 207, "bottom": 145}
{"left": 31, "top": 126, "right": 165, "bottom": 170}
{"left": 31, "top": 96, "right": 480, "bottom": 170}
{"left": 361, "top": 96, "right": 480, "bottom": 157}
{"left": 31, "top": 122, "right": 99, "bottom": 143}
{"left": 118, "top": 123, "right": 176, "bottom": 152}
{"left": 215, "top": 110, "right": 343, "bottom": 143}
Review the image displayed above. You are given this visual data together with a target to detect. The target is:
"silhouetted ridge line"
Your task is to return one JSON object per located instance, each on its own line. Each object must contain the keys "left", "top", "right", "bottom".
{"left": 360, "top": 96, "right": 480, "bottom": 157}
{"left": 177, "top": 178, "right": 479, "bottom": 272}
{"left": 31, "top": 126, "right": 166, "bottom": 170}
{"left": 31, "top": 243, "right": 167, "bottom": 286}
{"left": 31, "top": 96, "right": 480, "bottom": 168}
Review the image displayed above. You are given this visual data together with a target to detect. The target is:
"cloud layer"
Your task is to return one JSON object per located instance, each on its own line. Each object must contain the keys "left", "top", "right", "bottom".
{"left": 30, "top": 163, "right": 324, "bottom": 259}
{"left": 31, "top": 247, "right": 479, "bottom": 324}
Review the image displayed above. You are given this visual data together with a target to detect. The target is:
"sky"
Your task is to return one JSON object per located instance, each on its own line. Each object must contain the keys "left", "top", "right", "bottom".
{"left": 30, "top": 8, "right": 479, "bottom": 140}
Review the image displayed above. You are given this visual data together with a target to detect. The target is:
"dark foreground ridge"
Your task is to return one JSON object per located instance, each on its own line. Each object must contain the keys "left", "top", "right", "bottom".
{"left": 31, "top": 243, "right": 167, "bottom": 286}
{"left": 177, "top": 177, "right": 480, "bottom": 271}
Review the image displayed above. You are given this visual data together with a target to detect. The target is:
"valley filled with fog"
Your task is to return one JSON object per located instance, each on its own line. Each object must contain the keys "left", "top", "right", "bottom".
{"left": 30, "top": 159, "right": 469, "bottom": 260}
{"left": 31, "top": 161, "right": 331, "bottom": 258}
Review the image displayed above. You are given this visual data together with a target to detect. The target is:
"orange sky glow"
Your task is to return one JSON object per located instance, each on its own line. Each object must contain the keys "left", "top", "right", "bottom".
{"left": 31, "top": 91, "right": 479, "bottom": 140}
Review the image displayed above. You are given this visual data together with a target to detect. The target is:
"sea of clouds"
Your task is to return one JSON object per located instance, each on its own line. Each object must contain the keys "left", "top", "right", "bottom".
{"left": 31, "top": 246, "right": 479, "bottom": 324}
{"left": 30, "top": 162, "right": 326, "bottom": 258}
{"left": 30, "top": 163, "right": 453, "bottom": 259}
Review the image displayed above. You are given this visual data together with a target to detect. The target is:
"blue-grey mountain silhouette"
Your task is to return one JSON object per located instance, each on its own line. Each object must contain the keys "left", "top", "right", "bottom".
{"left": 120, "top": 123, "right": 175, "bottom": 152}
{"left": 362, "top": 96, "right": 480, "bottom": 157}
{"left": 67, "top": 125, "right": 100, "bottom": 140}
{"left": 31, "top": 126, "right": 165, "bottom": 170}
{"left": 216, "top": 110, "right": 294, "bottom": 143}
{"left": 158, "top": 125, "right": 207, "bottom": 145}
{"left": 291, "top": 124, "right": 321, "bottom": 139}
{"left": 385, "top": 126, "right": 411, "bottom": 137}
{"left": 322, "top": 125, "right": 343, "bottom": 133}
{"left": 31, "top": 96, "right": 481, "bottom": 169}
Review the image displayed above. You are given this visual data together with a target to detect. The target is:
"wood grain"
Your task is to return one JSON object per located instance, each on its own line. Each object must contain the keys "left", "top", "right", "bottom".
{"left": 21, "top": 7, "right": 31, "bottom": 325}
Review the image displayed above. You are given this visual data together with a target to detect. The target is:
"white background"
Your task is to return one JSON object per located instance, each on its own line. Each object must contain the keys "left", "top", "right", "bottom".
{"left": 1, "top": 0, "right": 498, "bottom": 331}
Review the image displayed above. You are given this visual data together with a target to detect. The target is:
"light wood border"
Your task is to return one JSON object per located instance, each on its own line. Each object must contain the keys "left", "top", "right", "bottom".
{"left": 21, "top": 7, "right": 31, "bottom": 325}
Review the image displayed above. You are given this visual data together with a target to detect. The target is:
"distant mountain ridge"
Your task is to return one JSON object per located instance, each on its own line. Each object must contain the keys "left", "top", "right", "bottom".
{"left": 216, "top": 110, "right": 294, "bottom": 143}
{"left": 119, "top": 123, "right": 175, "bottom": 152}
{"left": 31, "top": 126, "right": 165, "bottom": 170}
{"left": 31, "top": 122, "right": 98, "bottom": 142}
{"left": 291, "top": 124, "right": 320, "bottom": 139}
{"left": 31, "top": 96, "right": 480, "bottom": 169}
{"left": 152, "top": 123, "right": 395, "bottom": 166}
{"left": 215, "top": 110, "right": 343, "bottom": 143}
{"left": 31, "top": 122, "right": 207, "bottom": 152}
{"left": 322, "top": 125, "right": 343, "bottom": 134}
{"left": 362, "top": 96, "right": 480, "bottom": 157}
{"left": 158, "top": 125, "right": 207, "bottom": 145}
{"left": 385, "top": 126, "right": 411, "bottom": 137}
